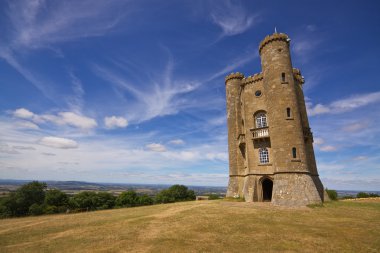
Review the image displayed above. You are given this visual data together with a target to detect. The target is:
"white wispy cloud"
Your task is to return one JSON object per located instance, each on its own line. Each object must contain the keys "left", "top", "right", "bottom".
{"left": 0, "top": 143, "right": 20, "bottom": 155}
{"left": 0, "top": 0, "right": 128, "bottom": 101}
{"left": 313, "top": 137, "right": 324, "bottom": 145}
{"left": 15, "top": 121, "right": 40, "bottom": 130}
{"left": 146, "top": 143, "right": 167, "bottom": 152}
{"left": 210, "top": 0, "right": 259, "bottom": 36}
{"left": 104, "top": 116, "right": 128, "bottom": 129}
{"left": 13, "top": 108, "right": 34, "bottom": 119}
{"left": 39, "top": 136, "right": 78, "bottom": 149}
{"left": 13, "top": 145, "right": 36, "bottom": 150}
{"left": 169, "top": 139, "right": 185, "bottom": 145}
{"left": 7, "top": 0, "right": 127, "bottom": 49}
{"left": 342, "top": 122, "right": 370, "bottom": 132}
{"left": 12, "top": 108, "right": 97, "bottom": 130}
{"left": 94, "top": 58, "right": 199, "bottom": 123}
{"left": 65, "top": 72, "right": 85, "bottom": 113}
{"left": 58, "top": 112, "right": 97, "bottom": 129}
{"left": 307, "top": 91, "right": 380, "bottom": 116}
{"left": 206, "top": 52, "right": 258, "bottom": 82}
{"left": 319, "top": 145, "right": 337, "bottom": 152}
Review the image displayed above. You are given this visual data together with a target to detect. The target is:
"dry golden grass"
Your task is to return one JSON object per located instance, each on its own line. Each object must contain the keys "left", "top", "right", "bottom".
{"left": 1, "top": 199, "right": 380, "bottom": 253}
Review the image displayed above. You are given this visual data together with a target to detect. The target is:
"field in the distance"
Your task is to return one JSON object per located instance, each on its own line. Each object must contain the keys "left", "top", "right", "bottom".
{"left": 1, "top": 199, "right": 379, "bottom": 253}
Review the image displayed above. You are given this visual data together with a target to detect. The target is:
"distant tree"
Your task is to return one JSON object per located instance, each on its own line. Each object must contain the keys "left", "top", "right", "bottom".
{"left": 357, "top": 192, "right": 370, "bottom": 198}
{"left": 369, "top": 193, "right": 379, "bottom": 197}
{"left": 29, "top": 203, "right": 44, "bottom": 216}
{"left": 71, "top": 191, "right": 98, "bottom": 210}
{"left": 155, "top": 185, "right": 196, "bottom": 204}
{"left": 45, "top": 189, "right": 69, "bottom": 207}
{"left": 43, "top": 205, "right": 58, "bottom": 214}
{"left": 116, "top": 190, "right": 139, "bottom": 207}
{"left": 325, "top": 189, "right": 337, "bottom": 201}
{"left": 1, "top": 181, "right": 48, "bottom": 216}
{"left": 155, "top": 189, "right": 175, "bottom": 204}
{"left": 0, "top": 194, "right": 17, "bottom": 218}
{"left": 96, "top": 192, "right": 116, "bottom": 209}
{"left": 138, "top": 194, "right": 154, "bottom": 206}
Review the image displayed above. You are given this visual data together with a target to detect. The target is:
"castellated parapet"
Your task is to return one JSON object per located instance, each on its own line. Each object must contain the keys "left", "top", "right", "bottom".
{"left": 225, "top": 33, "right": 324, "bottom": 206}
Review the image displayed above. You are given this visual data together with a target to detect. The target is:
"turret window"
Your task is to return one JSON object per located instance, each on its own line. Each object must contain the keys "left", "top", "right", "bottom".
{"left": 292, "top": 147, "right": 297, "bottom": 158}
{"left": 259, "top": 148, "right": 269, "bottom": 164}
{"left": 255, "top": 112, "right": 267, "bottom": 128}
{"left": 286, "top": 107, "right": 291, "bottom": 118}
{"left": 281, "top": 72, "right": 286, "bottom": 82}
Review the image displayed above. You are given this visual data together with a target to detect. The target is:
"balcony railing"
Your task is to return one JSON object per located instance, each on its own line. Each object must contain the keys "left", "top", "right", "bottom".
{"left": 251, "top": 127, "right": 270, "bottom": 139}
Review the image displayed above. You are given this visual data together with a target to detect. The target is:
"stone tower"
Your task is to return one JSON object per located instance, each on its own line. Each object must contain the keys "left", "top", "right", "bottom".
{"left": 225, "top": 32, "right": 324, "bottom": 206}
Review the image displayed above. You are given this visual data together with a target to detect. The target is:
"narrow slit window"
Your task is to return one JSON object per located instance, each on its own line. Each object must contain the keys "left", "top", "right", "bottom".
{"left": 292, "top": 147, "right": 297, "bottom": 159}
{"left": 281, "top": 72, "right": 286, "bottom": 82}
{"left": 286, "top": 108, "right": 291, "bottom": 118}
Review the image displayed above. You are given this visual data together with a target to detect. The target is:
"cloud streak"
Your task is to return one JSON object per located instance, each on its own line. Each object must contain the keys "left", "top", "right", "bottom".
{"left": 0, "top": 0, "right": 129, "bottom": 102}
{"left": 210, "top": 0, "right": 259, "bottom": 37}
{"left": 12, "top": 108, "right": 97, "bottom": 130}
{"left": 39, "top": 136, "right": 78, "bottom": 149}
{"left": 94, "top": 58, "right": 199, "bottom": 123}
{"left": 307, "top": 91, "right": 380, "bottom": 116}
{"left": 104, "top": 116, "right": 128, "bottom": 129}
{"left": 6, "top": 0, "right": 127, "bottom": 49}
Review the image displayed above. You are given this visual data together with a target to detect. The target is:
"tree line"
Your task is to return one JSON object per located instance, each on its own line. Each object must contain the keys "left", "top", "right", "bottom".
{"left": 0, "top": 181, "right": 196, "bottom": 218}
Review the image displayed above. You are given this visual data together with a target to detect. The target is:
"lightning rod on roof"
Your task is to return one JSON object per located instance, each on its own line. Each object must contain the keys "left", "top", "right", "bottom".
{"left": 275, "top": 27, "right": 277, "bottom": 33}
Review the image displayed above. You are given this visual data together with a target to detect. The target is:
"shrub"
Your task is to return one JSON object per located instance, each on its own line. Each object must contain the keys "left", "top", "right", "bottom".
{"left": 325, "top": 189, "right": 337, "bottom": 201}
{"left": 96, "top": 192, "right": 116, "bottom": 209}
{"left": 208, "top": 194, "right": 220, "bottom": 200}
{"left": 44, "top": 205, "right": 58, "bottom": 214}
{"left": 29, "top": 203, "right": 44, "bottom": 216}
{"left": 155, "top": 185, "right": 196, "bottom": 204}
{"left": 3, "top": 181, "right": 47, "bottom": 217}
{"left": 70, "top": 191, "right": 98, "bottom": 211}
{"left": 116, "top": 190, "right": 139, "bottom": 207}
{"left": 155, "top": 189, "right": 175, "bottom": 204}
{"left": 45, "top": 189, "right": 69, "bottom": 207}
{"left": 138, "top": 194, "right": 154, "bottom": 206}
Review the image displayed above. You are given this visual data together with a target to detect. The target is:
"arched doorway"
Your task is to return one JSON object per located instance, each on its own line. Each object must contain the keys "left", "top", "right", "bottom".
{"left": 262, "top": 178, "right": 273, "bottom": 202}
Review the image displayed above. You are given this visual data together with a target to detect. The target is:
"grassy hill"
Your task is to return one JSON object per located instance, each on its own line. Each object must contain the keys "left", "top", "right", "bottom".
{"left": 1, "top": 199, "right": 379, "bottom": 253}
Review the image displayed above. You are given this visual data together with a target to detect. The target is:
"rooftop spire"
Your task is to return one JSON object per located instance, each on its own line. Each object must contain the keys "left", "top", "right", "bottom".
{"left": 274, "top": 26, "right": 277, "bottom": 33}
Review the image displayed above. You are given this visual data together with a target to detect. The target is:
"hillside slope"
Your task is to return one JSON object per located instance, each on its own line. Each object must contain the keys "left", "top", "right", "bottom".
{"left": 1, "top": 199, "right": 379, "bottom": 252}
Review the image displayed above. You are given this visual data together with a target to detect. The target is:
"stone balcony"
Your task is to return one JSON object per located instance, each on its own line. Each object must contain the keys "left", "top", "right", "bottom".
{"left": 251, "top": 127, "right": 270, "bottom": 140}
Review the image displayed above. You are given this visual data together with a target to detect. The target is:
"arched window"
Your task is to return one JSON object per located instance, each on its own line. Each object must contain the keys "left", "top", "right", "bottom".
{"left": 255, "top": 112, "right": 267, "bottom": 128}
{"left": 286, "top": 107, "right": 291, "bottom": 118}
{"left": 259, "top": 148, "right": 269, "bottom": 164}
{"left": 292, "top": 147, "right": 297, "bottom": 158}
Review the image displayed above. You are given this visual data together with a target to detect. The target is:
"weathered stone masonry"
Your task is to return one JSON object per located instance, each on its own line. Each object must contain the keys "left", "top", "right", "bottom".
{"left": 225, "top": 33, "right": 325, "bottom": 206}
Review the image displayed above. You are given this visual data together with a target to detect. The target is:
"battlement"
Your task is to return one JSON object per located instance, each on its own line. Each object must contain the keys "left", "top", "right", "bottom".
{"left": 259, "top": 33, "right": 290, "bottom": 55}
{"left": 225, "top": 72, "right": 245, "bottom": 83}
{"left": 242, "top": 72, "right": 263, "bottom": 86}
{"left": 292, "top": 68, "right": 305, "bottom": 85}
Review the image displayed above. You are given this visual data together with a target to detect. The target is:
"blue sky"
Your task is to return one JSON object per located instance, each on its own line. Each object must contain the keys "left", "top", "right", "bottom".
{"left": 0, "top": 0, "right": 379, "bottom": 190}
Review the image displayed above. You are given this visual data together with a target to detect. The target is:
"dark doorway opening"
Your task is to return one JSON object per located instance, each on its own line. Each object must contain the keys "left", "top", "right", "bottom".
{"left": 262, "top": 178, "right": 273, "bottom": 201}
